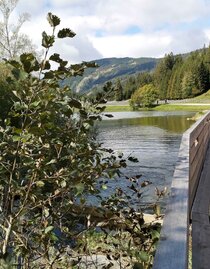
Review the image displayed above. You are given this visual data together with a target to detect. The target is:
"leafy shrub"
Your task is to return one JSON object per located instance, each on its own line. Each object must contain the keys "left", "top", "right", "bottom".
{"left": 0, "top": 13, "right": 162, "bottom": 269}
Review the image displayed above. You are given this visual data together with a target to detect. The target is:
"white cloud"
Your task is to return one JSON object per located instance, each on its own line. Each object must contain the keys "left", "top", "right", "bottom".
{"left": 168, "top": 29, "right": 209, "bottom": 55}
{"left": 89, "top": 33, "right": 172, "bottom": 58}
{"left": 4, "top": 0, "right": 210, "bottom": 62}
{"left": 204, "top": 28, "right": 210, "bottom": 41}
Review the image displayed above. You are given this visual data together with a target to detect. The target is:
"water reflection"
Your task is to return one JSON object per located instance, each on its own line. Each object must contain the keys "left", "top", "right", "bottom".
{"left": 97, "top": 111, "right": 195, "bottom": 208}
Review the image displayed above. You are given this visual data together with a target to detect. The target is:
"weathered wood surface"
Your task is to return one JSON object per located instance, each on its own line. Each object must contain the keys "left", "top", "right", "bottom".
{"left": 189, "top": 113, "right": 210, "bottom": 209}
{"left": 152, "top": 132, "right": 190, "bottom": 269}
{"left": 192, "top": 144, "right": 210, "bottom": 269}
{"left": 153, "top": 111, "right": 210, "bottom": 269}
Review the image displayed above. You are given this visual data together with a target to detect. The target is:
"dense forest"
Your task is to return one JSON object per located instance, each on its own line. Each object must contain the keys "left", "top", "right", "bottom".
{"left": 109, "top": 47, "right": 210, "bottom": 107}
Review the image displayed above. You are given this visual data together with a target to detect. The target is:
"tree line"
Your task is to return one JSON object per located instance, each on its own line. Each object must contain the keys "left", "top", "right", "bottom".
{"left": 106, "top": 47, "right": 210, "bottom": 107}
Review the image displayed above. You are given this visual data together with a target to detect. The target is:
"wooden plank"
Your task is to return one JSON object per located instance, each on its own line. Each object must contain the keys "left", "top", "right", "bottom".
{"left": 192, "top": 144, "right": 210, "bottom": 269}
{"left": 189, "top": 144, "right": 204, "bottom": 202}
{"left": 189, "top": 116, "right": 210, "bottom": 211}
{"left": 153, "top": 133, "right": 190, "bottom": 269}
{"left": 189, "top": 128, "right": 205, "bottom": 165}
{"left": 190, "top": 142, "right": 204, "bottom": 177}
{"left": 190, "top": 120, "right": 204, "bottom": 148}
{"left": 190, "top": 114, "right": 210, "bottom": 149}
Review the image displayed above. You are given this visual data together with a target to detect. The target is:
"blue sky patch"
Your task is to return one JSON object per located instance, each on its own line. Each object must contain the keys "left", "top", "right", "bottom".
{"left": 124, "top": 25, "right": 142, "bottom": 35}
{"left": 95, "top": 30, "right": 106, "bottom": 37}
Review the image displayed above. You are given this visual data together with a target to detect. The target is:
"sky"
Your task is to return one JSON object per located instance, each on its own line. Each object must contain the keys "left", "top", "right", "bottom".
{"left": 8, "top": 0, "right": 210, "bottom": 63}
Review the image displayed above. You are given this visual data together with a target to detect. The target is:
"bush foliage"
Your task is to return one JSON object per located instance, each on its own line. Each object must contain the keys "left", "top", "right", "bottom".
{"left": 0, "top": 13, "right": 161, "bottom": 269}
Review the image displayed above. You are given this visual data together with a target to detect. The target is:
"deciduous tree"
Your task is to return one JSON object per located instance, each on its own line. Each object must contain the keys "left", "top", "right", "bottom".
{"left": 0, "top": 0, "right": 35, "bottom": 59}
{"left": 130, "top": 84, "right": 158, "bottom": 108}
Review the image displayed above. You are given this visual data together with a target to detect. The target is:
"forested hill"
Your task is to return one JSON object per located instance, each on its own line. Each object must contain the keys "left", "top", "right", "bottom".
{"left": 153, "top": 48, "right": 210, "bottom": 100}
{"left": 128, "top": 47, "right": 210, "bottom": 108}
{"left": 62, "top": 57, "right": 158, "bottom": 93}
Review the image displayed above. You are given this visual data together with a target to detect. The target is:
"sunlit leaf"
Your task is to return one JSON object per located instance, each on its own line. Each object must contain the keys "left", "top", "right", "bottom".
{"left": 42, "top": 31, "right": 55, "bottom": 48}
{"left": 101, "top": 184, "right": 107, "bottom": 190}
{"left": 46, "top": 159, "right": 57, "bottom": 165}
{"left": 47, "top": 13, "right": 60, "bottom": 27}
{"left": 44, "top": 226, "right": 54, "bottom": 234}
{"left": 12, "top": 135, "right": 21, "bottom": 142}
{"left": 151, "top": 230, "right": 160, "bottom": 240}
{"left": 36, "top": 181, "right": 45, "bottom": 187}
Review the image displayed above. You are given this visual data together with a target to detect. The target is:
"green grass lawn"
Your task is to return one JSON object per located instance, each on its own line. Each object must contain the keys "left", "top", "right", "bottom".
{"left": 153, "top": 104, "right": 210, "bottom": 111}
{"left": 104, "top": 91, "right": 210, "bottom": 112}
{"left": 187, "top": 90, "right": 210, "bottom": 103}
{"left": 105, "top": 105, "right": 132, "bottom": 112}
{"left": 105, "top": 103, "right": 210, "bottom": 112}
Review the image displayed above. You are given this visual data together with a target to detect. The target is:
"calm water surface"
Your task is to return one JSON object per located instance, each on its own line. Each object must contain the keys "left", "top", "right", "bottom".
{"left": 97, "top": 111, "right": 195, "bottom": 208}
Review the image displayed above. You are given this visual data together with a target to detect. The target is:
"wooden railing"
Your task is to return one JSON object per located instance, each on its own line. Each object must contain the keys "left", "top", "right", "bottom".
{"left": 153, "top": 111, "right": 210, "bottom": 269}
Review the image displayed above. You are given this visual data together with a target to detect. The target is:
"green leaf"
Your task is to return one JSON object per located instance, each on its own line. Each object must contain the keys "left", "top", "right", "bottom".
{"left": 20, "top": 53, "right": 40, "bottom": 73}
{"left": 75, "top": 183, "right": 85, "bottom": 195}
{"left": 69, "top": 98, "right": 82, "bottom": 109}
{"left": 151, "top": 230, "right": 160, "bottom": 240}
{"left": 57, "top": 28, "right": 76, "bottom": 38}
{"left": 29, "top": 126, "right": 45, "bottom": 135}
{"left": 49, "top": 53, "right": 62, "bottom": 63}
{"left": 42, "top": 31, "right": 55, "bottom": 48}
{"left": 43, "top": 71, "right": 54, "bottom": 79}
{"left": 47, "top": 13, "right": 60, "bottom": 27}
{"left": 7, "top": 60, "right": 22, "bottom": 69}
{"left": 12, "top": 135, "right": 21, "bottom": 142}
{"left": 45, "top": 226, "right": 54, "bottom": 234}
{"left": 136, "top": 251, "right": 149, "bottom": 262}
{"left": 43, "top": 208, "right": 50, "bottom": 217}
{"left": 133, "top": 262, "right": 144, "bottom": 269}
{"left": 12, "top": 68, "right": 28, "bottom": 80}
{"left": 36, "top": 181, "right": 45, "bottom": 187}
{"left": 46, "top": 159, "right": 57, "bottom": 165}
{"left": 50, "top": 232, "right": 58, "bottom": 242}
{"left": 61, "top": 180, "right": 66, "bottom": 188}
{"left": 30, "top": 101, "right": 41, "bottom": 108}
{"left": 101, "top": 184, "right": 107, "bottom": 190}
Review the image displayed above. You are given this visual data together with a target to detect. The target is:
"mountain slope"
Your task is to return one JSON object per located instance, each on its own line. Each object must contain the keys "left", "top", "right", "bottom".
{"left": 63, "top": 57, "right": 158, "bottom": 93}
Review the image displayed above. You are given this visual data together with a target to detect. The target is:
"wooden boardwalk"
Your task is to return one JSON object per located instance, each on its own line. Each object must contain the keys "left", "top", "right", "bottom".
{"left": 192, "top": 142, "right": 210, "bottom": 269}
{"left": 153, "top": 111, "right": 210, "bottom": 269}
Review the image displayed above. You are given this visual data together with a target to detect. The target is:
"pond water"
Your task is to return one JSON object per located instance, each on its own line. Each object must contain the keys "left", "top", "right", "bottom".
{"left": 96, "top": 111, "right": 195, "bottom": 209}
